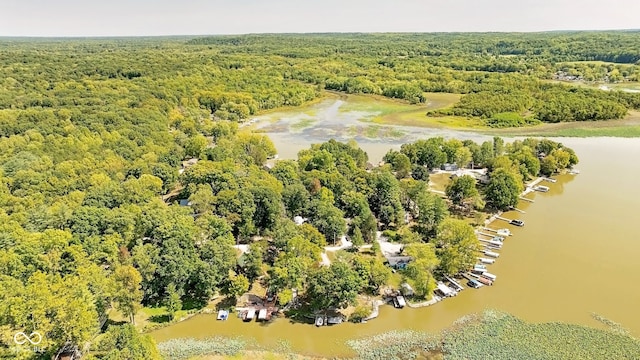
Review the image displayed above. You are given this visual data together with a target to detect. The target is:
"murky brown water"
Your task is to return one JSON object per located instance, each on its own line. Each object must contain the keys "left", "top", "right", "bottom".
{"left": 153, "top": 100, "right": 640, "bottom": 357}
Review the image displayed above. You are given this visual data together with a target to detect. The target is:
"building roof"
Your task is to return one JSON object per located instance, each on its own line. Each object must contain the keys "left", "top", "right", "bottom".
{"left": 386, "top": 256, "right": 412, "bottom": 267}
{"left": 437, "top": 283, "right": 454, "bottom": 296}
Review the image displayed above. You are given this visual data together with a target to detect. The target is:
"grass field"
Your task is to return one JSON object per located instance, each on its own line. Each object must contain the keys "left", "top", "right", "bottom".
{"left": 487, "top": 111, "right": 640, "bottom": 137}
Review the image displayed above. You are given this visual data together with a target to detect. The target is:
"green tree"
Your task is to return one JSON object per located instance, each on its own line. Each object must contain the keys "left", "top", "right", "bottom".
{"left": 454, "top": 146, "right": 472, "bottom": 168}
{"left": 164, "top": 283, "right": 182, "bottom": 321}
{"left": 435, "top": 219, "right": 480, "bottom": 276}
{"left": 414, "top": 192, "right": 449, "bottom": 238}
{"left": 306, "top": 262, "right": 363, "bottom": 310}
{"left": 445, "top": 175, "right": 479, "bottom": 206}
{"left": 351, "top": 226, "right": 365, "bottom": 248}
{"left": 298, "top": 223, "right": 327, "bottom": 247}
{"left": 485, "top": 168, "right": 524, "bottom": 210}
{"left": 113, "top": 266, "right": 144, "bottom": 324}
{"left": 226, "top": 273, "right": 250, "bottom": 299}
{"left": 540, "top": 155, "right": 558, "bottom": 176}
{"left": 404, "top": 243, "right": 440, "bottom": 299}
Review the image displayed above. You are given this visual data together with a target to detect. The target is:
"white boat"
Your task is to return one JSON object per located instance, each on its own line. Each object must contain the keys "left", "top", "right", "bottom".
{"left": 484, "top": 251, "right": 500, "bottom": 258}
{"left": 473, "top": 264, "right": 487, "bottom": 273}
{"left": 482, "top": 272, "right": 497, "bottom": 281}
{"left": 487, "top": 240, "right": 503, "bottom": 247}
{"left": 496, "top": 229, "right": 511, "bottom": 237}
{"left": 315, "top": 316, "right": 324, "bottom": 327}
{"left": 534, "top": 185, "right": 550, "bottom": 192}
{"left": 217, "top": 310, "right": 229, "bottom": 321}
{"left": 569, "top": 169, "right": 580, "bottom": 174}
{"left": 244, "top": 308, "right": 256, "bottom": 321}
{"left": 478, "top": 257, "right": 496, "bottom": 264}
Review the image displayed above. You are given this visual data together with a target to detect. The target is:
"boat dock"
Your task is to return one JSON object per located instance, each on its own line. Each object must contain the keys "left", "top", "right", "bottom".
{"left": 445, "top": 276, "right": 465, "bottom": 292}
{"left": 519, "top": 196, "right": 535, "bottom": 203}
{"left": 509, "top": 206, "right": 526, "bottom": 214}
{"left": 543, "top": 177, "right": 557, "bottom": 183}
{"left": 483, "top": 227, "right": 512, "bottom": 236}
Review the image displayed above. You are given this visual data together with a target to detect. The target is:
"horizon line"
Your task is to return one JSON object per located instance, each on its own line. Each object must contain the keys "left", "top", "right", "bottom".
{"left": 1, "top": 28, "right": 639, "bottom": 39}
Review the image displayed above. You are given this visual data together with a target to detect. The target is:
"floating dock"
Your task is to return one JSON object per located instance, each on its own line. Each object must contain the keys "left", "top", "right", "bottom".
{"left": 484, "top": 228, "right": 512, "bottom": 237}
{"left": 445, "top": 276, "right": 465, "bottom": 291}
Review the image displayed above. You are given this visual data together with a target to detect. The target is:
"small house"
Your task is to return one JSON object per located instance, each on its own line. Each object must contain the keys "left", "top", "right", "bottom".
{"left": 441, "top": 163, "right": 459, "bottom": 171}
{"left": 294, "top": 216, "right": 306, "bottom": 225}
{"left": 386, "top": 256, "right": 412, "bottom": 270}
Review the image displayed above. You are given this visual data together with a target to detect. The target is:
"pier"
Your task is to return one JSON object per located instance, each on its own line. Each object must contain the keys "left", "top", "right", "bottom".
{"left": 519, "top": 196, "right": 535, "bottom": 203}
{"left": 445, "top": 276, "right": 465, "bottom": 292}
{"left": 543, "top": 177, "right": 557, "bottom": 183}
{"left": 483, "top": 227, "right": 512, "bottom": 236}
{"left": 509, "top": 206, "right": 526, "bottom": 214}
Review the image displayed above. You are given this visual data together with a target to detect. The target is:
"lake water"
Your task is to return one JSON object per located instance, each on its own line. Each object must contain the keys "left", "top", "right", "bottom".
{"left": 152, "top": 100, "right": 640, "bottom": 357}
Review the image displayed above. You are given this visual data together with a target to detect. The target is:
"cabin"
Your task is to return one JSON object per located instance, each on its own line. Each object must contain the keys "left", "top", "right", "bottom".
{"left": 293, "top": 216, "right": 306, "bottom": 225}
{"left": 441, "top": 163, "right": 459, "bottom": 171}
{"left": 385, "top": 256, "right": 412, "bottom": 270}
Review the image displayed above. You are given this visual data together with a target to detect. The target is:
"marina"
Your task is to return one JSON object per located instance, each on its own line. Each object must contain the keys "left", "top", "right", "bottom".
{"left": 150, "top": 139, "right": 640, "bottom": 357}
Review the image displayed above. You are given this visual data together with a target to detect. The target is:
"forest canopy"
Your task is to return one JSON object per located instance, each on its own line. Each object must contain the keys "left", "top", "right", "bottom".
{"left": 0, "top": 32, "right": 605, "bottom": 358}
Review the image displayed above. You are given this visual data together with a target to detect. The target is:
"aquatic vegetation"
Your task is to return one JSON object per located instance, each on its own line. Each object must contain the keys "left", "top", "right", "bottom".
{"left": 441, "top": 310, "right": 640, "bottom": 360}
{"left": 591, "top": 312, "right": 631, "bottom": 337}
{"left": 157, "top": 337, "right": 246, "bottom": 359}
{"left": 346, "top": 330, "right": 439, "bottom": 360}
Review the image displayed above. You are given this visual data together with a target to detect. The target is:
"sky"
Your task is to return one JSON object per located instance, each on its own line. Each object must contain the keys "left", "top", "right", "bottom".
{"left": 1, "top": 0, "right": 639, "bottom": 37}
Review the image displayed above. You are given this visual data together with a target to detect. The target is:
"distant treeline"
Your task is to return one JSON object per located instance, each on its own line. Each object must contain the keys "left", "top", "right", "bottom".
{"left": 2, "top": 32, "right": 639, "bottom": 127}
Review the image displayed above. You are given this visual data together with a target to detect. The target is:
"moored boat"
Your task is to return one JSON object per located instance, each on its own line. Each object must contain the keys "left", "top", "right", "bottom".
{"left": 482, "top": 272, "right": 497, "bottom": 281}
{"left": 478, "top": 257, "right": 496, "bottom": 264}
{"left": 483, "top": 250, "right": 500, "bottom": 258}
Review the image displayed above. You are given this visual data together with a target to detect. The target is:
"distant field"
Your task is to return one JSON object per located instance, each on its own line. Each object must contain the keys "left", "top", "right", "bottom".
{"left": 487, "top": 111, "right": 640, "bottom": 137}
